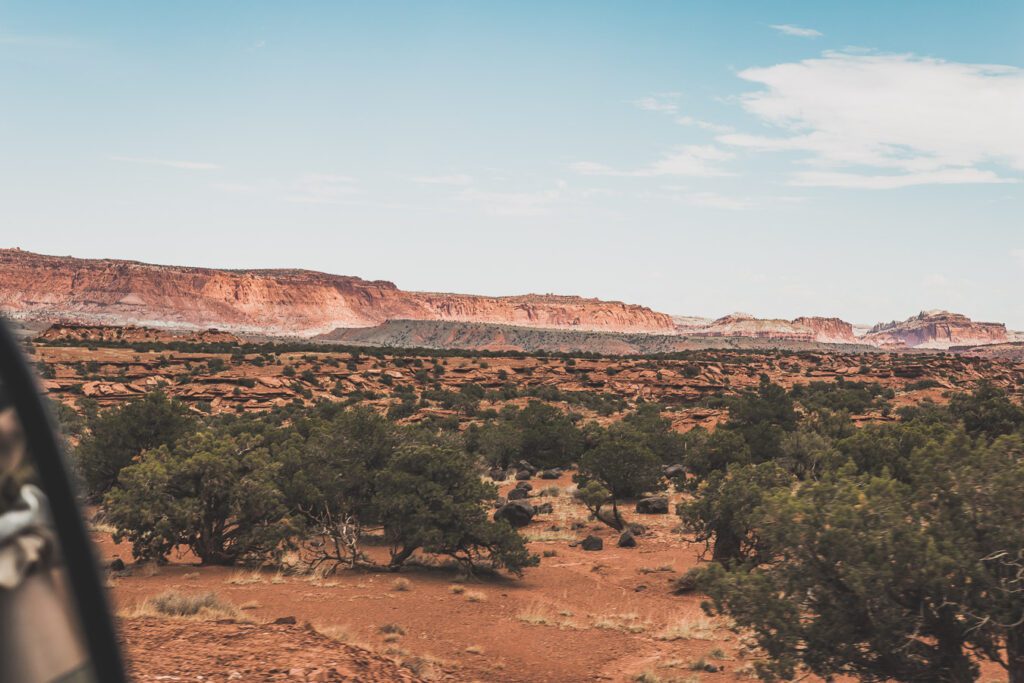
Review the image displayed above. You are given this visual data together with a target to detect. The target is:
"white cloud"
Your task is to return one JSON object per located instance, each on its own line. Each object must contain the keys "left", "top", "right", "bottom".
{"left": 770, "top": 24, "right": 823, "bottom": 38}
{"left": 412, "top": 174, "right": 474, "bottom": 186}
{"left": 791, "top": 168, "right": 1017, "bottom": 189}
{"left": 571, "top": 145, "right": 734, "bottom": 178}
{"left": 1012, "top": 249, "right": 1024, "bottom": 267}
{"left": 285, "top": 173, "right": 361, "bottom": 204}
{"left": 632, "top": 95, "right": 679, "bottom": 113}
{"left": 675, "top": 116, "right": 733, "bottom": 133}
{"left": 718, "top": 51, "right": 1024, "bottom": 188}
{"left": 110, "top": 156, "right": 221, "bottom": 170}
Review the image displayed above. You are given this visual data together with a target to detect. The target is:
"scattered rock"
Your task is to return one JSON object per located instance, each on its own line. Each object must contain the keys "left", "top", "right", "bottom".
{"left": 273, "top": 616, "right": 297, "bottom": 625}
{"left": 672, "top": 566, "right": 706, "bottom": 595}
{"left": 108, "top": 558, "right": 126, "bottom": 572}
{"left": 489, "top": 468, "right": 507, "bottom": 481}
{"left": 535, "top": 502, "right": 554, "bottom": 514}
{"left": 580, "top": 535, "right": 603, "bottom": 551}
{"left": 617, "top": 530, "right": 637, "bottom": 548}
{"left": 494, "top": 501, "right": 535, "bottom": 528}
{"left": 635, "top": 496, "right": 669, "bottom": 514}
{"left": 515, "top": 481, "right": 533, "bottom": 491}
{"left": 627, "top": 522, "right": 647, "bottom": 536}
{"left": 515, "top": 470, "right": 532, "bottom": 481}
{"left": 506, "top": 487, "right": 530, "bottom": 501}
{"left": 539, "top": 470, "right": 560, "bottom": 479}
{"left": 664, "top": 464, "right": 685, "bottom": 479}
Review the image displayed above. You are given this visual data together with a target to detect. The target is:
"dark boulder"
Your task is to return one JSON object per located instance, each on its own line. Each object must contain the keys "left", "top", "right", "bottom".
{"left": 515, "top": 481, "right": 533, "bottom": 491}
{"left": 580, "top": 535, "right": 603, "bottom": 551}
{"left": 506, "top": 487, "right": 530, "bottom": 501}
{"left": 664, "top": 464, "right": 685, "bottom": 479}
{"left": 489, "top": 468, "right": 507, "bottom": 481}
{"left": 494, "top": 501, "right": 535, "bottom": 528}
{"left": 515, "top": 470, "right": 532, "bottom": 481}
{"left": 535, "top": 502, "right": 554, "bottom": 514}
{"left": 539, "top": 470, "right": 560, "bottom": 480}
{"left": 636, "top": 496, "right": 669, "bottom": 514}
{"left": 617, "top": 530, "right": 637, "bottom": 548}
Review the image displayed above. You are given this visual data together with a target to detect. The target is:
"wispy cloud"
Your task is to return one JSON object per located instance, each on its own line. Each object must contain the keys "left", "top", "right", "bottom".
{"left": 632, "top": 94, "right": 679, "bottom": 113}
{"left": 675, "top": 116, "right": 733, "bottom": 133}
{"left": 632, "top": 93, "right": 732, "bottom": 132}
{"left": 770, "top": 24, "right": 822, "bottom": 38}
{"left": 1012, "top": 249, "right": 1024, "bottom": 267}
{"left": 719, "top": 51, "right": 1024, "bottom": 188}
{"left": 110, "top": 156, "right": 221, "bottom": 171}
{"left": 412, "top": 174, "right": 474, "bottom": 186}
{"left": 791, "top": 168, "right": 1017, "bottom": 189}
{"left": 571, "top": 145, "right": 734, "bottom": 178}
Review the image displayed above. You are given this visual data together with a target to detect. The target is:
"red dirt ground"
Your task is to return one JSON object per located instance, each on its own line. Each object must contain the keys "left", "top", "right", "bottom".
{"left": 98, "top": 472, "right": 1010, "bottom": 682}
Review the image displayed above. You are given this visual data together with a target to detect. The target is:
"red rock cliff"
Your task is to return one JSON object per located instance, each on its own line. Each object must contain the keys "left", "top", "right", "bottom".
{"left": 863, "top": 310, "right": 1008, "bottom": 349}
{"left": 0, "top": 249, "right": 675, "bottom": 336}
{"left": 690, "top": 314, "right": 855, "bottom": 344}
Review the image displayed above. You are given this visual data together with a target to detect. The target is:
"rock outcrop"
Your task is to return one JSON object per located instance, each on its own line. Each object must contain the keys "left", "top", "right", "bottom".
{"left": 863, "top": 310, "right": 1008, "bottom": 349}
{"left": 0, "top": 249, "right": 675, "bottom": 337}
{"left": 688, "top": 314, "right": 856, "bottom": 344}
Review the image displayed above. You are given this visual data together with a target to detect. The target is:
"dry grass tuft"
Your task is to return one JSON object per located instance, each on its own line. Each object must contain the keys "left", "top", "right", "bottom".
{"left": 399, "top": 654, "right": 445, "bottom": 679}
{"left": 592, "top": 611, "right": 649, "bottom": 633}
{"left": 225, "top": 570, "right": 264, "bottom": 585}
{"left": 378, "top": 623, "right": 406, "bottom": 635}
{"left": 516, "top": 603, "right": 579, "bottom": 629}
{"left": 465, "top": 645, "right": 484, "bottom": 655}
{"left": 655, "top": 616, "right": 718, "bottom": 641}
{"left": 448, "top": 584, "right": 466, "bottom": 594}
{"left": 525, "top": 529, "right": 578, "bottom": 542}
{"left": 464, "top": 590, "right": 487, "bottom": 603}
{"left": 124, "top": 590, "right": 241, "bottom": 621}
{"left": 391, "top": 577, "right": 412, "bottom": 592}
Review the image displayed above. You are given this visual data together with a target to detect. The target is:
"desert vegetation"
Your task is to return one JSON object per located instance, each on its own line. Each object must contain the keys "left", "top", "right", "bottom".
{"left": 31, "top": 332, "right": 1024, "bottom": 681}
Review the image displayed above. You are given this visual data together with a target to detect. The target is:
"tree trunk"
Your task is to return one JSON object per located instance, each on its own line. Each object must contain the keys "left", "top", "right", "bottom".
{"left": 389, "top": 545, "right": 416, "bottom": 569}
{"left": 932, "top": 608, "right": 975, "bottom": 683}
{"left": 711, "top": 526, "right": 741, "bottom": 566}
{"left": 1008, "top": 622, "right": 1024, "bottom": 683}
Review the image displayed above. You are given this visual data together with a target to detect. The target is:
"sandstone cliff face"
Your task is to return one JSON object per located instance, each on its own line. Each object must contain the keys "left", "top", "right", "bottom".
{"left": 792, "top": 317, "right": 857, "bottom": 344}
{"left": 687, "top": 314, "right": 856, "bottom": 344}
{"left": 0, "top": 249, "right": 675, "bottom": 336}
{"left": 863, "top": 310, "right": 1008, "bottom": 349}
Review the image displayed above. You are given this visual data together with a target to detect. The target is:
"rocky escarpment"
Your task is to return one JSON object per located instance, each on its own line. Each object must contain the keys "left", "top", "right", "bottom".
{"left": 0, "top": 249, "right": 675, "bottom": 337}
{"left": 863, "top": 310, "right": 1008, "bottom": 349}
{"left": 687, "top": 314, "right": 856, "bottom": 344}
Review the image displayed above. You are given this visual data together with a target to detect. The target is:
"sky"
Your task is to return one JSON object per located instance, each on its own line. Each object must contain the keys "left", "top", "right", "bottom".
{"left": 1, "top": 1, "right": 1022, "bottom": 327}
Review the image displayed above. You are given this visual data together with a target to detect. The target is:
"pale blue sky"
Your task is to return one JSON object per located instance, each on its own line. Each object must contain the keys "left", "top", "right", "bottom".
{"left": 1, "top": 2, "right": 1022, "bottom": 326}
